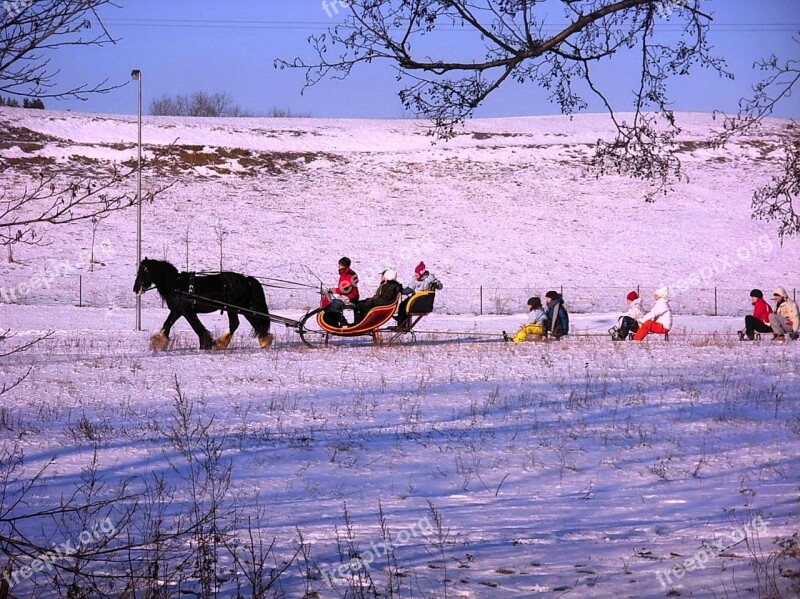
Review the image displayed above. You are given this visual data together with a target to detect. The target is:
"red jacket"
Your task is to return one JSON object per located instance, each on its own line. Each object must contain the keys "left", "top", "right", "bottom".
{"left": 333, "top": 267, "right": 359, "bottom": 302}
{"left": 752, "top": 298, "right": 772, "bottom": 324}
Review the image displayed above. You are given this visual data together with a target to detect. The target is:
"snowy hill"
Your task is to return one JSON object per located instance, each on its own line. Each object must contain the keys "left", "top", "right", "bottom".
{"left": 1, "top": 108, "right": 799, "bottom": 599}
{"left": 1, "top": 107, "right": 797, "bottom": 315}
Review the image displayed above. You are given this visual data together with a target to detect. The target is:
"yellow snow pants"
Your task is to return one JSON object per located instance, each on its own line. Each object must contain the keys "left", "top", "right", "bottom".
{"left": 513, "top": 323, "right": 545, "bottom": 342}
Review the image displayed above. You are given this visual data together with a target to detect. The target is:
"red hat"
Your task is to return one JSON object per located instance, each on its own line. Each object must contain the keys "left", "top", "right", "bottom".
{"left": 626, "top": 291, "right": 638, "bottom": 301}
{"left": 415, "top": 261, "right": 426, "bottom": 276}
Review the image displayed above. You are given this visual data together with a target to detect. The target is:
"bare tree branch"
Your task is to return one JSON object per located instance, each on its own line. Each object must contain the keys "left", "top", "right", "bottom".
{"left": 1, "top": 142, "right": 179, "bottom": 246}
{"left": 0, "top": 1, "right": 178, "bottom": 248}
{"left": 277, "top": 0, "right": 727, "bottom": 199}
{"left": 0, "top": 329, "right": 53, "bottom": 358}
{"left": 752, "top": 132, "right": 800, "bottom": 239}
{"left": 715, "top": 34, "right": 800, "bottom": 143}
{"left": 0, "top": 0, "right": 122, "bottom": 100}
{"left": 712, "top": 32, "right": 800, "bottom": 239}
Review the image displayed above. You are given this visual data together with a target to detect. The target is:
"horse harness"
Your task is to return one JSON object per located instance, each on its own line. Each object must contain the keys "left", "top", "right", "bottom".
{"left": 178, "top": 272, "right": 198, "bottom": 306}
{"left": 179, "top": 271, "right": 230, "bottom": 313}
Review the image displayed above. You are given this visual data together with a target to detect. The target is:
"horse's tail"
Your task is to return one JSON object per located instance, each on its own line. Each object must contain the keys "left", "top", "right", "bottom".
{"left": 245, "top": 276, "right": 271, "bottom": 338}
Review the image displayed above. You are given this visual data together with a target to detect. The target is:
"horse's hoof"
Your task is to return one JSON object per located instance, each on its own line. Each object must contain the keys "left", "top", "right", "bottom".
{"left": 258, "top": 333, "right": 274, "bottom": 349}
{"left": 214, "top": 331, "right": 233, "bottom": 350}
{"left": 149, "top": 331, "right": 169, "bottom": 351}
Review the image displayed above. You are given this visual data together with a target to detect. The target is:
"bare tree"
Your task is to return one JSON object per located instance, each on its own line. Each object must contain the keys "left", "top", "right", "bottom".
{"left": 278, "top": 0, "right": 727, "bottom": 199}
{"left": 213, "top": 221, "right": 229, "bottom": 271}
{"left": 0, "top": 147, "right": 177, "bottom": 247}
{"left": 0, "top": 0, "right": 119, "bottom": 100}
{"left": 1, "top": 1, "right": 180, "bottom": 247}
{"left": 150, "top": 91, "right": 253, "bottom": 117}
{"left": 0, "top": 330, "right": 53, "bottom": 402}
{"left": 717, "top": 36, "right": 800, "bottom": 143}
{"left": 751, "top": 132, "right": 800, "bottom": 239}
{"left": 715, "top": 34, "right": 800, "bottom": 240}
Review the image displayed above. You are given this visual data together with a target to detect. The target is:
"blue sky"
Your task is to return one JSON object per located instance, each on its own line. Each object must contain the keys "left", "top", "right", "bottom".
{"left": 40, "top": 0, "right": 800, "bottom": 118}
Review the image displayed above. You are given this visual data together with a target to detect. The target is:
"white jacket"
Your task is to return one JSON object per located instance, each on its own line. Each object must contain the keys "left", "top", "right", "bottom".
{"left": 625, "top": 298, "right": 646, "bottom": 321}
{"left": 640, "top": 297, "right": 673, "bottom": 330}
{"left": 527, "top": 307, "right": 547, "bottom": 326}
{"left": 775, "top": 298, "right": 800, "bottom": 333}
{"left": 410, "top": 272, "right": 442, "bottom": 292}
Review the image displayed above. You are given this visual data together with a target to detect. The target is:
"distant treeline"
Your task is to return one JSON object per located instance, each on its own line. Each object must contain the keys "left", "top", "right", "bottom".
{"left": 0, "top": 96, "right": 45, "bottom": 109}
{"left": 149, "top": 91, "right": 307, "bottom": 118}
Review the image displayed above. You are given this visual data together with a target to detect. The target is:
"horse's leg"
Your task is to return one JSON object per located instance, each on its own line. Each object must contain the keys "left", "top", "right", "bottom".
{"left": 243, "top": 310, "right": 273, "bottom": 348}
{"left": 150, "top": 311, "right": 180, "bottom": 351}
{"left": 184, "top": 310, "right": 214, "bottom": 350}
{"left": 214, "top": 311, "right": 240, "bottom": 350}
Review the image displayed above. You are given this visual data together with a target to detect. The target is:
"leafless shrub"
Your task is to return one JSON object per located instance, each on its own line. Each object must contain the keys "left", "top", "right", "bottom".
{"left": 150, "top": 91, "right": 253, "bottom": 117}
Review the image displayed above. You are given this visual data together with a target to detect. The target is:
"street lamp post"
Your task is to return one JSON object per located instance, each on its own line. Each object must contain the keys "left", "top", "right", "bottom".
{"left": 131, "top": 69, "right": 142, "bottom": 331}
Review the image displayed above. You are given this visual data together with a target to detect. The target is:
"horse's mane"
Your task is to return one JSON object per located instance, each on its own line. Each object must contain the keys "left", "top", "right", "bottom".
{"left": 144, "top": 257, "right": 179, "bottom": 275}
{"left": 142, "top": 258, "right": 180, "bottom": 298}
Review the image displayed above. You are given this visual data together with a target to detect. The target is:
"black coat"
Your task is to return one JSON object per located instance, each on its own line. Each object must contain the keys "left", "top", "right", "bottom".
{"left": 365, "top": 280, "right": 403, "bottom": 309}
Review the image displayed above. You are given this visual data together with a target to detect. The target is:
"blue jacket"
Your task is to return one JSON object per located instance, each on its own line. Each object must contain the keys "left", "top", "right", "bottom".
{"left": 545, "top": 295, "right": 569, "bottom": 337}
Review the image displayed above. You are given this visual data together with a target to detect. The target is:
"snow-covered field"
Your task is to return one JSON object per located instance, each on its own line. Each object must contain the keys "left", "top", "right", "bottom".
{"left": 1, "top": 108, "right": 798, "bottom": 598}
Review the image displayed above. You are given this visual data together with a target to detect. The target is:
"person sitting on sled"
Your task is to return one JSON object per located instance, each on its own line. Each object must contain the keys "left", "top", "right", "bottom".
{"left": 738, "top": 289, "right": 772, "bottom": 341}
{"left": 504, "top": 297, "right": 547, "bottom": 342}
{"left": 769, "top": 286, "right": 800, "bottom": 341}
{"left": 395, "top": 261, "right": 443, "bottom": 329}
{"left": 323, "top": 256, "right": 359, "bottom": 327}
{"left": 354, "top": 269, "right": 403, "bottom": 324}
{"left": 610, "top": 290, "right": 646, "bottom": 340}
{"left": 632, "top": 286, "right": 672, "bottom": 341}
{"left": 544, "top": 290, "right": 569, "bottom": 339}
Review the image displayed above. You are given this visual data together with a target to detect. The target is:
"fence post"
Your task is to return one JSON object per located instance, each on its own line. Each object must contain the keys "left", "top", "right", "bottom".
{"left": 637, "top": 284, "right": 640, "bottom": 297}
{"left": 79, "top": 275, "right": 82, "bottom": 307}
{"left": 714, "top": 287, "right": 717, "bottom": 316}
{"left": 479, "top": 286, "right": 483, "bottom": 316}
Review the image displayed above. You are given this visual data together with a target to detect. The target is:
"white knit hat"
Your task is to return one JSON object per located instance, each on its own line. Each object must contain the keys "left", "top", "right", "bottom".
{"left": 773, "top": 286, "right": 788, "bottom": 298}
{"left": 655, "top": 286, "right": 669, "bottom": 299}
{"left": 382, "top": 269, "right": 397, "bottom": 281}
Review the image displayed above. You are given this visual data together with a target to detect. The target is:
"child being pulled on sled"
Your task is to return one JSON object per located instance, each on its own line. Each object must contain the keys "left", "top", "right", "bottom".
{"left": 610, "top": 290, "right": 646, "bottom": 340}
{"left": 504, "top": 297, "right": 547, "bottom": 342}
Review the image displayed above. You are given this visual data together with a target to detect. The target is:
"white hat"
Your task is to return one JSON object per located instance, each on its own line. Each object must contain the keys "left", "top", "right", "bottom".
{"left": 382, "top": 269, "right": 397, "bottom": 281}
{"left": 655, "top": 286, "right": 669, "bottom": 299}
{"left": 773, "top": 286, "right": 788, "bottom": 298}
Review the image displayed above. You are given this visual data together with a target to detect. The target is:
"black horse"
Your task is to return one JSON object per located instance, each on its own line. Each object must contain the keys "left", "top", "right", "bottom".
{"left": 133, "top": 258, "right": 272, "bottom": 350}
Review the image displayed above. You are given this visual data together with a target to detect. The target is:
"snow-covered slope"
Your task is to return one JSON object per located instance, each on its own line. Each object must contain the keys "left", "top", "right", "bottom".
{"left": 1, "top": 107, "right": 797, "bottom": 315}
{"left": 1, "top": 109, "right": 798, "bottom": 599}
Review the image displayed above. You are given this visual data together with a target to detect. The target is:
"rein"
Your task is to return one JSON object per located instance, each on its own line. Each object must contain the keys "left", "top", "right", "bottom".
{"left": 182, "top": 271, "right": 318, "bottom": 291}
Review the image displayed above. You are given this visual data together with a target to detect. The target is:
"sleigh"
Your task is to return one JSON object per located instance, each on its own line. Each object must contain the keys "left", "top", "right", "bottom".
{"left": 135, "top": 259, "right": 437, "bottom": 350}
{"left": 296, "top": 291, "right": 436, "bottom": 347}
